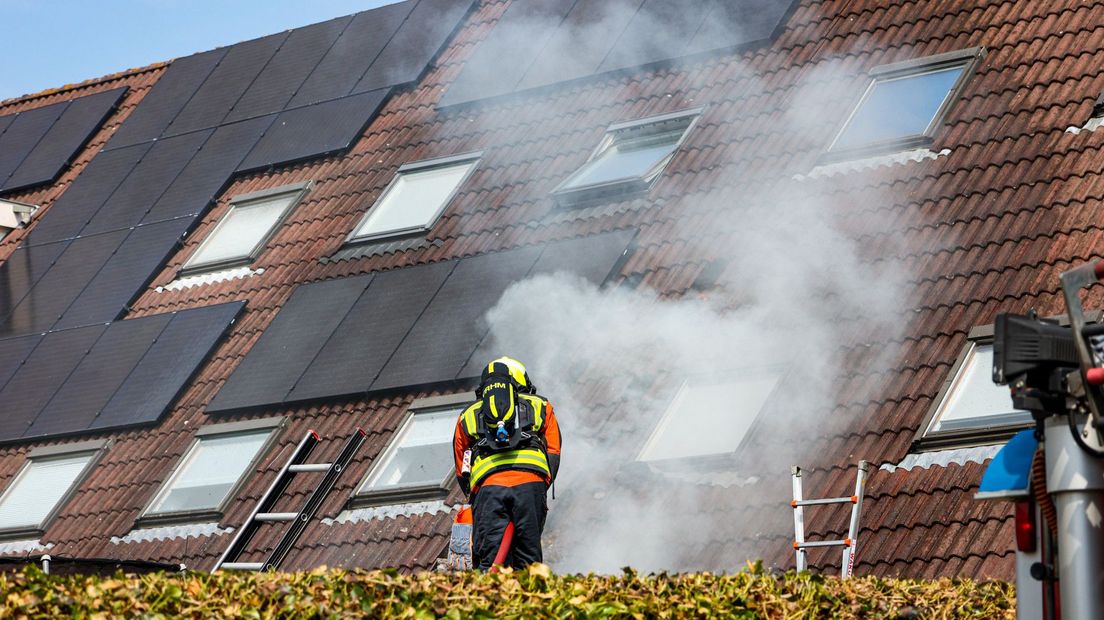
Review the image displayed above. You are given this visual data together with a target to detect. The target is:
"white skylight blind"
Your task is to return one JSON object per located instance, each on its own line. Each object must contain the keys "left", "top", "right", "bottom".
{"left": 360, "top": 408, "right": 458, "bottom": 494}
{"left": 350, "top": 155, "right": 479, "bottom": 242}
{"left": 924, "top": 342, "right": 1030, "bottom": 437}
{"left": 639, "top": 369, "right": 782, "bottom": 462}
{"left": 147, "top": 430, "right": 271, "bottom": 515}
{"left": 0, "top": 451, "right": 94, "bottom": 531}
{"left": 183, "top": 188, "right": 303, "bottom": 272}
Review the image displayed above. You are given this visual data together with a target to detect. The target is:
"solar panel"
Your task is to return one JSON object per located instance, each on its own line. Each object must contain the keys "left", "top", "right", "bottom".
{"left": 236, "top": 90, "right": 386, "bottom": 173}
{"left": 458, "top": 230, "right": 636, "bottom": 379}
{"left": 3, "top": 87, "right": 127, "bottom": 192}
{"left": 206, "top": 275, "right": 371, "bottom": 413}
{"left": 288, "top": 260, "right": 455, "bottom": 403}
{"left": 0, "top": 241, "right": 70, "bottom": 324}
{"left": 515, "top": 0, "right": 644, "bottom": 91}
{"left": 437, "top": 0, "right": 572, "bottom": 107}
{"left": 289, "top": 1, "right": 414, "bottom": 107}
{"left": 165, "top": 32, "right": 288, "bottom": 136}
{"left": 0, "top": 324, "right": 106, "bottom": 442}
{"left": 94, "top": 301, "right": 244, "bottom": 430}
{"left": 25, "top": 142, "right": 152, "bottom": 245}
{"left": 352, "top": 0, "right": 475, "bottom": 94}
{"left": 0, "top": 113, "right": 14, "bottom": 137}
{"left": 107, "top": 49, "right": 227, "bottom": 149}
{"left": 372, "top": 246, "right": 542, "bottom": 392}
{"left": 80, "top": 130, "right": 209, "bottom": 236}
{"left": 141, "top": 115, "right": 274, "bottom": 224}
{"left": 224, "top": 16, "right": 350, "bottom": 123}
{"left": 0, "top": 230, "right": 128, "bottom": 337}
{"left": 0, "top": 334, "right": 45, "bottom": 394}
{"left": 685, "top": 0, "right": 794, "bottom": 56}
{"left": 23, "top": 313, "right": 172, "bottom": 439}
{"left": 598, "top": 0, "right": 709, "bottom": 73}
{"left": 54, "top": 218, "right": 192, "bottom": 330}
{"left": 0, "top": 100, "right": 69, "bottom": 186}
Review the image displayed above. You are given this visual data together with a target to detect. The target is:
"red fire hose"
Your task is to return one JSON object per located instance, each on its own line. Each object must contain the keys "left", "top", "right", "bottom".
{"left": 489, "top": 522, "right": 515, "bottom": 572}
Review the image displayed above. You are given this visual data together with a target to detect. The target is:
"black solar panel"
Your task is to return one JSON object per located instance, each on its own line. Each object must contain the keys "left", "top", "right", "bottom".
{"left": 79, "top": 130, "right": 209, "bottom": 236}
{"left": 0, "top": 324, "right": 106, "bottom": 442}
{"left": 0, "top": 113, "right": 14, "bottom": 137}
{"left": 458, "top": 230, "right": 636, "bottom": 379}
{"left": 25, "top": 142, "right": 152, "bottom": 245}
{"left": 24, "top": 313, "right": 172, "bottom": 439}
{"left": 515, "top": 0, "right": 644, "bottom": 91}
{"left": 0, "top": 334, "right": 44, "bottom": 394}
{"left": 54, "top": 218, "right": 191, "bottom": 331}
{"left": 598, "top": 0, "right": 708, "bottom": 73}
{"left": 236, "top": 90, "right": 386, "bottom": 173}
{"left": 438, "top": 0, "right": 572, "bottom": 107}
{"left": 685, "top": 0, "right": 794, "bottom": 56}
{"left": 352, "top": 0, "right": 475, "bottom": 94}
{"left": 141, "top": 115, "right": 274, "bottom": 224}
{"left": 373, "top": 246, "right": 542, "bottom": 392}
{"left": 3, "top": 87, "right": 127, "bottom": 192}
{"left": 94, "top": 301, "right": 244, "bottom": 430}
{"left": 224, "top": 16, "right": 350, "bottom": 123}
{"left": 289, "top": 260, "right": 455, "bottom": 403}
{"left": 80, "top": 130, "right": 209, "bottom": 236}
{"left": 165, "top": 32, "right": 288, "bottom": 136}
{"left": 0, "top": 230, "right": 128, "bottom": 337}
{"left": 0, "top": 241, "right": 70, "bottom": 324}
{"left": 0, "top": 100, "right": 69, "bottom": 186}
{"left": 108, "top": 49, "right": 227, "bottom": 149}
{"left": 289, "top": 1, "right": 413, "bottom": 107}
{"left": 206, "top": 276, "right": 371, "bottom": 413}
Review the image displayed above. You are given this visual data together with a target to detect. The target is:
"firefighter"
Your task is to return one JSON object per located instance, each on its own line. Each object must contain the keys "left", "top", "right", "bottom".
{"left": 453, "top": 356, "right": 561, "bottom": 569}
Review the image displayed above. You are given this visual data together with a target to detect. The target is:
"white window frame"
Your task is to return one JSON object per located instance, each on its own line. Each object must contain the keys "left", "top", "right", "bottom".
{"left": 637, "top": 366, "right": 784, "bottom": 464}
{"left": 137, "top": 417, "right": 283, "bottom": 525}
{"left": 180, "top": 182, "right": 311, "bottom": 275}
{"left": 825, "top": 48, "right": 984, "bottom": 160}
{"left": 0, "top": 439, "right": 107, "bottom": 539}
{"left": 353, "top": 393, "right": 471, "bottom": 506}
{"left": 914, "top": 325, "right": 1034, "bottom": 451}
{"left": 347, "top": 153, "right": 482, "bottom": 244}
{"left": 553, "top": 108, "right": 701, "bottom": 205}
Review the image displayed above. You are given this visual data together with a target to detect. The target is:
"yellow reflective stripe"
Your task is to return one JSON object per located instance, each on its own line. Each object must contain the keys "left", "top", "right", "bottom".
{"left": 471, "top": 448, "right": 550, "bottom": 485}
{"left": 462, "top": 404, "right": 479, "bottom": 436}
{"left": 520, "top": 395, "right": 544, "bottom": 431}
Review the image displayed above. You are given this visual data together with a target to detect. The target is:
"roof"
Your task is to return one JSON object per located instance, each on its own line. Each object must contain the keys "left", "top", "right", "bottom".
{"left": 0, "top": 0, "right": 1097, "bottom": 578}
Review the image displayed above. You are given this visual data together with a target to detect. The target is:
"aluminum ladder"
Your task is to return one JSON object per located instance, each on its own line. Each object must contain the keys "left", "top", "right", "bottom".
{"left": 215, "top": 428, "right": 366, "bottom": 572}
{"left": 791, "top": 460, "right": 869, "bottom": 578}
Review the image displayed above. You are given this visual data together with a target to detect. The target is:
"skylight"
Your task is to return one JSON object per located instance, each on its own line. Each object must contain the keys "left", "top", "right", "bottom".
{"left": 0, "top": 447, "right": 98, "bottom": 534}
{"left": 182, "top": 183, "right": 308, "bottom": 274}
{"left": 358, "top": 405, "right": 459, "bottom": 499}
{"left": 919, "top": 341, "right": 1031, "bottom": 447}
{"left": 639, "top": 368, "right": 782, "bottom": 462}
{"left": 145, "top": 428, "right": 274, "bottom": 517}
{"left": 828, "top": 49, "right": 981, "bottom": 156}
{"left": 349, "top": 154, "right": 480, "bottom": 242}
{"left": 555, "top": 109, "right": 700, "bottom": 203}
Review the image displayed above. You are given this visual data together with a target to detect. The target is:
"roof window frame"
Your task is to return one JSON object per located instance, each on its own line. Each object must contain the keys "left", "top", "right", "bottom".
{"left": 136, "top": 417, "right": 285, "bottom": 527}
{"left": 0, "top": 439, "right": 109, "bottom": 540}
{"left": 350, "top": 393, "right": 471, "bottom": 508}
{"left": 637, "top": 364, "right": 786, "bottom": 465}
{"left": 823, "top": 47, "right": 985, "bottom": 162}
{"left": 909, "top": 314, "right": 1098, "bottom": 452}
{"left": 552, "top": 107, "right": 703, "bottom": 207}
{"left": 346, "top": 152, "right": 482, "bottom": 245}
{"left": 179, "top": 181, "right": 312, "bottom": 276}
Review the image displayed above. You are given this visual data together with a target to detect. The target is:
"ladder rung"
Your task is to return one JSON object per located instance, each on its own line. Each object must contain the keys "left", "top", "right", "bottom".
{"left": 792, "top": 496, "right": 857, "bottom": 508}
{"left": 220, "top": 562, "right": 264, "bottom": 571}
{"left": 795, "top": 538, "right": 851, "bottom": 549}
{"left": 255, "top": 512, "right": 299, "bottom": 522}
{"left": 289, "top": 463, "right": 332, "bottom": 473}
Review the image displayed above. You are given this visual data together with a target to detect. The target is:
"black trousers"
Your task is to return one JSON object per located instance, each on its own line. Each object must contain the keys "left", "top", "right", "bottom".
{"left": 471, "top": 481, "right": 548, "bottom": 570}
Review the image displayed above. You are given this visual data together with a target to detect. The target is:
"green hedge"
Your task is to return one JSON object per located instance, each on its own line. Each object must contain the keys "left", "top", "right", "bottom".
{"left": 0, "top": 562, "right": 1013, "bottom": 619}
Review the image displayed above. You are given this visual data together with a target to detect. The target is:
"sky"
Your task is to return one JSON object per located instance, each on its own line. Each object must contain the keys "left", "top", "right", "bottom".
{"left": 0, "top": 0, "right": 402, "bottom": 101}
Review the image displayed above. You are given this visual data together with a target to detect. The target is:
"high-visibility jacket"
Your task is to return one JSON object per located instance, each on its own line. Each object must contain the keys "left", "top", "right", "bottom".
{"left": 454, "top": 393, "right": 561, "bottom": 492}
